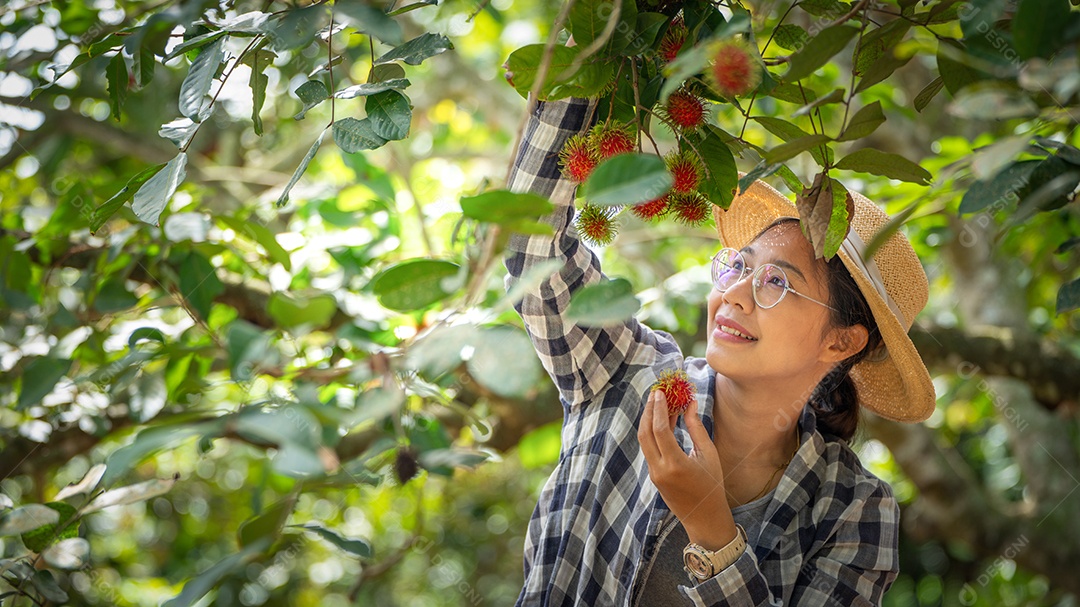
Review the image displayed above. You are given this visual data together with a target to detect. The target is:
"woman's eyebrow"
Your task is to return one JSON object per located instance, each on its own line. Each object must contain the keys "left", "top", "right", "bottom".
{"left": 739, "top": 245, "right": 808, "bottom": 283}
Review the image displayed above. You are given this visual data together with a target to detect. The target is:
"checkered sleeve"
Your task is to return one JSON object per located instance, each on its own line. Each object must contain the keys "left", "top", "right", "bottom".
{"left": 503, "top": 96, "right": 657, "bottom": 408}
{"left": 679, "top": 480, "right": 900, "bottom": 606}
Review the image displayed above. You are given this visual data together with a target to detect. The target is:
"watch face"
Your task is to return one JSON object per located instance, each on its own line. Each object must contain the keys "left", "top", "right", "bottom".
{"left": 684, "top": 551, "right": 711, "bottom": 577}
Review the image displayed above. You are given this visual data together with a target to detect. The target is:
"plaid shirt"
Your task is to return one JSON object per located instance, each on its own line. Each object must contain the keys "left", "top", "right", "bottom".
{"left": 503, "top": 97, "right": 900, "bottom": 606}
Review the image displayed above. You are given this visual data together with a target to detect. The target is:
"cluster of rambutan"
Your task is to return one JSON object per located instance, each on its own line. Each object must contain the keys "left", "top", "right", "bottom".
{"left": 554, "top": 13, "right": 764, "bottom": 248}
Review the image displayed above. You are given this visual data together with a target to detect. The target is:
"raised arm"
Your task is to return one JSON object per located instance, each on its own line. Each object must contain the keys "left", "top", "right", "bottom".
{"left": 503, "top": 96, "right": 672, "bottom": 409}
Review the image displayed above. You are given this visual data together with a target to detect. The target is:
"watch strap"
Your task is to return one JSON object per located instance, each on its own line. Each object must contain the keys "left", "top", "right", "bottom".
{"left": 683, "top": 524, "right": 747, "bottom": 582}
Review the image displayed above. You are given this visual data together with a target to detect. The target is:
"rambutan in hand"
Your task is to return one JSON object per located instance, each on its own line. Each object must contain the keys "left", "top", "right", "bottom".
{"left": 638, "top": 388, "right": 737, "bottom": 551}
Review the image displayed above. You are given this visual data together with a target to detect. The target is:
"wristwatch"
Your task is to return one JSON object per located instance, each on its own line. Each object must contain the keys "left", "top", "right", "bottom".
{"left": 683, "top": 524, "right": 747, "bottom": 583}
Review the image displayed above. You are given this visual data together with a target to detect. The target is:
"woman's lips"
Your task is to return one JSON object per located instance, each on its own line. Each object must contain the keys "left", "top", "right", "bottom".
{"left": 713, "top": 316, "right": 758, "bottom": 342}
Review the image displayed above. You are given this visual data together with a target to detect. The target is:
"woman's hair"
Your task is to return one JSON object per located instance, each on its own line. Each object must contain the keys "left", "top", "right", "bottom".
{"left": 757, "top": 218, "right": 883, "bottom": 442}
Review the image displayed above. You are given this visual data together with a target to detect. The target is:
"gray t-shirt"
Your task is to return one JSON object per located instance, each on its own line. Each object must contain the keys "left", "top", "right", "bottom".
{"left": 631, "top": 489, "right": 774, "bottom": 606}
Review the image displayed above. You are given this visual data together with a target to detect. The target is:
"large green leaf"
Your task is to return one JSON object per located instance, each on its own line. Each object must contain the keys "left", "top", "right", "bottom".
{"left": 102, "top": 421, "right": 216, "bottom": 486}
{"left": 333, "top": 118, "right": 387, "bottom": 153}
{"left": 106, "top": 52, "right": 127, "bottom": 121}
{"left": 764, "top": 134, "right": 832, "bottom": 164}
{"left": 1012, "top": 0, "right": 1073, "bottom": 60}
{"left": 565, "top": 278, "right": 641, "bottom": 327}
{"left": 466, "top": 326, "right": 543, "bottom": 399}
{"left": 17, "top": 356, "right": 72, "bottom": 410}
{"left": 752, "top": 116, "right": 833, "bottom": 167}
{"left": 784, "top": 23, "right": 859, "bottom": 83}
{"left": 834, "top": 148, "right": 931, "bottom": 184}
{"left": 959, "top": 160, "right": 1038, "bottom": 214}
{"left": 581, "top": 153, "right": 672, "bottom": 206}
{"left": 504, "top": 44, "right": 614, "bottom": 100}
{"left": 131, "top": 152, "right": 187, "bottom": 226}
{"left": 267, "top": 292, "right": 337, "bottom": 329}
{"left": 687, "top": 126, "right": 739, "bottom": 209}
{"left": 374, "top": 33, "right": 453, "bottom": 66}
{"left": 293, "top": 79, "right": 330, "bottom": 120}
{"left": 239, "top": 496, "right": 296, "bottom": 548}
{"left": 459, "top": 190, "right": 554, "bottom": 229}
{"left": 84, "top": 476, "right": 178, "bottom": 513}
{"left": 217, "top": 215, "right": 292, "bottom": 270}
{"left": 837, "top": 101, "right": 885, "bottom": 141}
{"left": 370, "top": 259, "right": 461, "bottom": 311}
{"left": 178, "top": 37, "right": 225, "bottom": 122}
{"left": 336, "top": 3, "right": 403, "bottom": 45}
{"left": 334, "top": 78, "right": 410, "bottom": 99}
{"left": 293, "top": 524, "right": 372, "bottom": 557}
{"left": 366, "top": 90, "right": 412, "bottom": 140}
{"left": 245, "top": 46, "right": 274, "bottom": 135}
{"left": 1056, "top": 277, "right": 1080, "bottom": 315}
{"left": 569, "top": 0, "right": 638, "bottom": 54}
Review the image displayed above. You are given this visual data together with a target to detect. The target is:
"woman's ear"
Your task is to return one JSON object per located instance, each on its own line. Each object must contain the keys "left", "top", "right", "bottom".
{"left": 822, "top": 324, "right": 869, "bottom": 364}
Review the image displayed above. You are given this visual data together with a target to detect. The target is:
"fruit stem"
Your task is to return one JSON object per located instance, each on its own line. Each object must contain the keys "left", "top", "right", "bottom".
{"left": 631, "top": 58, "right": 643, "bottom": 152}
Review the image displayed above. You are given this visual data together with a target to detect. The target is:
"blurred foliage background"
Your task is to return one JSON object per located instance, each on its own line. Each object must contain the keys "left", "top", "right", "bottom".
{"left": 1, "top": 0, "right": 1079, "bottom": 605}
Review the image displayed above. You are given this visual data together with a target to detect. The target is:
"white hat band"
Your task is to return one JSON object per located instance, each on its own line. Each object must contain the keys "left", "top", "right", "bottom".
{"left": 841, "top": 229, "right": 908, "bottom": 328}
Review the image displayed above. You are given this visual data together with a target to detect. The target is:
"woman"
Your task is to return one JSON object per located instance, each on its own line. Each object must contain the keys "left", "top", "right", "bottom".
{"left": 503, "top": 94, "right": 934, "bottom": 606}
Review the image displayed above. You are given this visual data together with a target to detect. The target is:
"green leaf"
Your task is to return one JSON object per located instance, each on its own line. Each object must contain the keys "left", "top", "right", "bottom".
{"left": 349, "top": 386, "right": 405, "bottom": 428}
{"left": 179, "top": 37, "right": 224, "bottom": 122}
{"left": 370, "top": 259, "right": 461, "bottom": 311}
{"left": 460, "top": 190, "right": 554, "bottom": 226}
{"left": 278, "top": 128, "right": 326, "bottom": 207}
{"left": 504, "top": 44, "right": 615, "bottom": 100}
{"left": 764, "top": 134, "right": 832, "bottom": 164}
{"left": 128, "top": 327, "right": 166, "bottom": 350}
{"left": 293, "top": 79, "right": 330, "bottom": 120}
{"left": 162, "top": 539, "right": 271, "bottom": 607}
{"left": 517, "top": 421, "right": 562, "bottom": 469}
{"left": 405, "top": 323, "right": 478, "bottom": 378}
{"left": 959, "top": 160, "right": 1038, "bottom": 214}
{"left": 752, "top": 116, "right": 832, "bottom": 167}
{"left": 336, "top": 3, "right": 403, "bottom": 45}
{"left": 466, "top": 326, "right": 543, "bottom": 399}
{"left": 792, "top": 87, "right": 845, "bottom": 117}
{"left": 687, "top": 126, "right": 739, "bottom": 209}
{"left": 20, "top": 502, "right": 78, "bottom": 552}
{"left": 334, "top": 78, "right": 410, "bottom": 99}
{"left": 581, "top": 153, "right": 672, "bottom": 206}
{"left": 178, "top": 251, "right": 223, "bottom": 321}
{"left": 834, "top": 148, "right": 931, "bottom": 184}
{"left": 0, "top": 505, "right": 60, "bottom": 536}
{"left": 738, "top": 161, "right": 783, "bottom": 194}
{"left": 84, "top": 475, "right": 178, "bottom": 513}
{"left": 30, "top": 570, "right": 68, "bottom": 604}
{"left": 102, "top": 421, "right": 216, "bottom": 486}
{"left": 570, "top": 0, "right": 638, "bottom": 54}
{"left": 97, "top": 163, "right": 164, "bottom": 228}
{"left": 418, "top": 448, "right": 488, "bottom": 474}
{"left": 246, "top": 47, "right": 274, "bottom": 135}
{"left": 1056, "top": 277, "right": 1080, "bottom": 315}
{"left": 374, "top": 33, "right": 453, "bottom": 66}
{"left": 158, "top": 117, "right": 198, "bottom": 149}
{"left": 624, "top": 12, "right": 668, "bottom": 55}
{"left": 133, "top": 46, "right": 155, "bottom": 88}
{"left": 239, "top": 496, "right": 296, "bottom": 549}
{"left": 659, "top": 41, "right": 712, "bottom": 101}
{"left": 838, "top": 101, "right": 885, "bottom": 141}
{"left": 823, "top": 179, "right": 851, "bottom": 259}
{"left": 131, "top": 152, "right": 187, "bottom": 226}
{"left": 1012, "top": 0, "right": 1072, "bottom": 60}
{"left": 365, "top": 90, "right": 412, "bottom": 140}
{"left": 268, "top": 292, "right": 337, "bottom": 329}
{"left": 936, "top": 39, "right": 986, "bottom": 96}
{"left": 217, "top": 216, "right": 292, "bottom": 271}
{"left": 17, "top": 356, "right": 72, "bottom": 410}
{"left": 226, "top": 320, "right": 272, "bottom": 380}
{"left": 107, "top": 53, "right": 128, "bottom": 121}
{"left": 293, "top": 524, "right": 372, "bottom": 557}
{"left": 774, "top": 24, "right": 809, "bottom": 51}
{"left": 913, "top": 76, "right": 944, "bottom": 112}
{"left": 948, "top": 85, "right": 1039, "bottom": 120}
{"left": 333, "top": 117, "right": 387, "bottom": 153}
{"left": 784, "top": 23, "right": 859, "bottom": 83}
{"left": 163, "top": 30, "right": 228, "bottom": 62}
{"left": 54, "top": 464, "right": 107, "bottom": 501}
{"left": 565, "top": 278, "right": 641, "bottom": 327}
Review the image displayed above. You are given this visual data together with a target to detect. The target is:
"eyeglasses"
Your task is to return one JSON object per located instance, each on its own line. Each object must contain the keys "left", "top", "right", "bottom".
{"left": 711, "top": 248, "right": 837, "bottom": 311}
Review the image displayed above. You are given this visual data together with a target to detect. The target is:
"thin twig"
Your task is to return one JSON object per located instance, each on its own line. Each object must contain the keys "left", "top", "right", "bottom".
{"left": 838, "top": 1, "right": 871, "bottom": 138}
{"left": 181, "top": 36, "right": 263, "bottom": 153}
{"left": 631, "top": 59, "right": 645, "bottom": 152}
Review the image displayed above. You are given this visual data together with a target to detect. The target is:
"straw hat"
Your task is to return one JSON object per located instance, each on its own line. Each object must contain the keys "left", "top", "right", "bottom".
{"left": 712, "top": 178, "right": 935, "bottom": 423}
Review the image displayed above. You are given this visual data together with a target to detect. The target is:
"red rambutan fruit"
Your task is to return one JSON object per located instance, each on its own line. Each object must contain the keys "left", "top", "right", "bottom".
{"left": 559, "top": 134, "right": 600, "bottom": 183}
{"left": 708, "top": 38, "right": 762, "bottom": 98}
{"left": 669, "top": 191, "right": 711, "bottom": 226}
{"left": 575, "top": 203, "right": 618, "bottom": 246}
{"left": 652, "top": 368, "right": 695, "bottom": 416}
{"left": 658, "top": 17, "right": 687, "bottom": 65}
{"left": 588, "top": 122, "right": 636, "bottom": 160}
{"left": 631, "top": 195, "right": 669, "bottom": 222}
{"left": 665, "top": 150, "right": 704, "bottom": 194}
{"left": 664, "top": 89, "right": 707, "bottom": 132}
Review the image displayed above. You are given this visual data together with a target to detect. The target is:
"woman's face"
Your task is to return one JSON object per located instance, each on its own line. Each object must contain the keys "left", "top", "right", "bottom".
{"left": 705, "top": 222, "right": 842, "bottom": 386}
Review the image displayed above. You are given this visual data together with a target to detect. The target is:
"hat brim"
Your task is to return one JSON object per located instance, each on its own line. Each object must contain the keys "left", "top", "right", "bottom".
{"left": 712, "top": 179, "right": 935, "bottom": 423}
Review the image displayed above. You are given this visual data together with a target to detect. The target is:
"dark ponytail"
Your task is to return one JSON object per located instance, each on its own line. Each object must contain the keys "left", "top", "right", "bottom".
{"left": 810, "top": 251, "right": 883, "bottom": 442}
